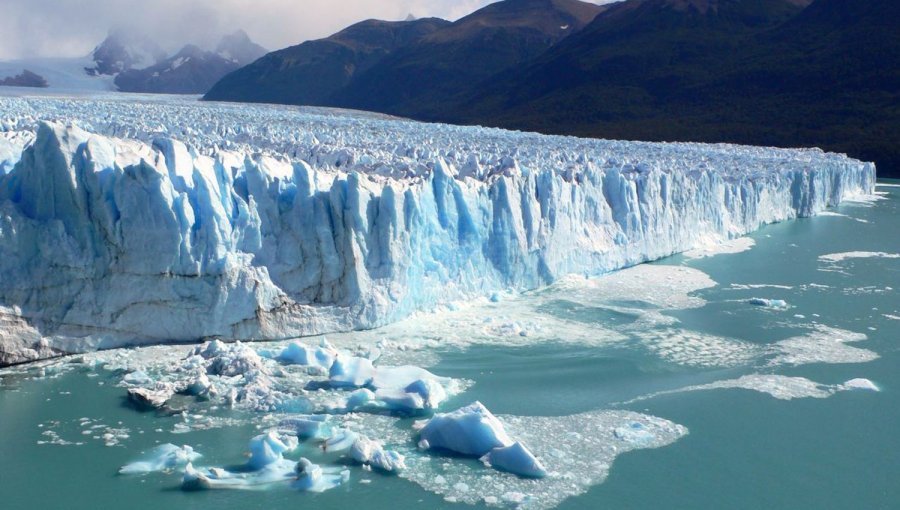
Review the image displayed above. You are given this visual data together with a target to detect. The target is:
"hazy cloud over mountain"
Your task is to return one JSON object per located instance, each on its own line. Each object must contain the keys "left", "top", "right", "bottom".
{"left": 1, "top": 0, "right": 612, "bottom": 60}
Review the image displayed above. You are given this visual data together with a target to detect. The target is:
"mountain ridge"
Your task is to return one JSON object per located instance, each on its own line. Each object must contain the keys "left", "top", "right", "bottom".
{"left": 199, "top": 0, "right": 899, "bottom": 177}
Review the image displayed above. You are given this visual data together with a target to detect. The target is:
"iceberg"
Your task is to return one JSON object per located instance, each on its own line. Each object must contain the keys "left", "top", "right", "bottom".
{"left": 329, "top": 356, "right": 376, "bottom": 388}
{"left": 323, "top": 428, "right": 359, "bottom": 452}
{"left": 247, "top": 431, "right": 298, "bottom": 471}
{"left": 280, "top": 415, "right": 331, "bottom": 440}
{"left": 275, "top": 340, "right": 337, "bottom": 373}
{"left": 480, "top": 442, "right": 547, "bottom": 478}
{"left": 350, "top": 436, "right": 406, "bottom": 472}
{"left": 418, "top": 402, "right": 513, "bottom": 456}
{"left": 291, "top": 458, "right": 348, "bottom": 492}
{"left": 747, "top": 298, "right": 790, "bottom": 309}
{"left": 0, "top": 93, "right": 877, "bottom": 364}
{"left": 180, "top": 431, "right": 341, "bottom": 492}
{"left": 119, "top": 444, "right": 201, "bottom": 474}
{"left": 418, "top": 402, "right": 546, "bottom": 478}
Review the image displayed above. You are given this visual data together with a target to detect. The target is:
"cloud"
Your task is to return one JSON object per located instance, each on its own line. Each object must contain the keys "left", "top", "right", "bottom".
{"left": 0, "top": 0, "right": 503, "bottom": 60}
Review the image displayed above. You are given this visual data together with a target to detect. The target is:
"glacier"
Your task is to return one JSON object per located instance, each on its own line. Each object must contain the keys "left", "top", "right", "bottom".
{"left": 0, "top": 94, "right": 877, "bottom": 365}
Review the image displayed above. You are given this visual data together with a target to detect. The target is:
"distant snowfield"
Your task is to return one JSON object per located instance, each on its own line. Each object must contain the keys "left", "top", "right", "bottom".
{"left": 0, "top": 92, "right": 879, "bottom": 364}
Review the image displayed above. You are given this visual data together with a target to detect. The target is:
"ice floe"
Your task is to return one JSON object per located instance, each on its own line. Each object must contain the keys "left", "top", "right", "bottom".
{"left": 769, "top": 326, "right": 878, "bottom": 366}
{"left": 747, "top": 298, "right": 790, "bottom": 310}
{"left": 682, "top": 237, "right": 755, "bottom": 260}
{"left": 625, "top": 374, "right": 880, "bottom": 402}
{"left": 180, "top": 431, "right": 347, "bottom": 492}
{"left": 819, "top": 251, "right": 900, "bottom": 264}
{"left": 119, "top": 444, "right": 201, "bottom": 474}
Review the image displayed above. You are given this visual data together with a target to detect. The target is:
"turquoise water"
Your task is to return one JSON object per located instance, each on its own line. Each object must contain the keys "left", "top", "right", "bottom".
{"left": 1, "top": 182, "right": 898, "bottom": 510}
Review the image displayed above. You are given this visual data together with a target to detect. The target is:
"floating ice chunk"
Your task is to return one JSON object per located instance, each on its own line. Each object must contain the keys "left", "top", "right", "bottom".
{"left": 376, "top": 378, "right": 449, "bottom": 412}
{"left": 480, "top": 442, "right": 547, "bottom": 478}
{"left": 324, "top": 428, "right": 359, "bottom": 453}
{"left": 351, "top": 437, "right": 406, "bottom": 472}
{"left": 729, "top": 283, "right": 794, "bottom": 291}
{"left": 842, "top": 378, "right": 879, "bottom": 392}
{"left": 418, "top": 402, "right": 513, "bottom": 456}
{"left": 280, "top": 415, "right": 330, "bottom": 440}
{"left": 179, "top": 372, "right": 217, "bottom": 399}
{"left": 747, "top": 298, "right": 789, "bottom": 309}
{"left": 122, "top": 370, "right": 153, "bottom": 385}
{"left": 329, "top": 356, "right": 375, "bottom": 388}
{"left": 276, "top": 341, "right": 337, "bottom": 372}
{"left": 292, "top": 458, "right": 349, "bottom": 492}
{"left": 183, "top": 461, "right": 296, "bottom": 490}
{"left": 683, "top": 237, "right": 755, "bottom": 259}
{"left": 345, "top": 388, "right": 377, "bottom": 411}
{"left": 373, "top": 365, "right": 448, "bottom": 390}
{"left": 613, "top": 422, "right": 656, "bottom": 445}
{"left": 119, "top": 444, "right": 201, "bottom": 474}
{"left": 127, "top": 384, "right": 176, "bottom": 409}
{"left": 183, "top": 431, "right": 303, "bottom": 491}
{"left": 193, "top": 341, "right": 268, "bottom": 377}
{"left": 247, "top": 431, "right": 298, "bottom": 470}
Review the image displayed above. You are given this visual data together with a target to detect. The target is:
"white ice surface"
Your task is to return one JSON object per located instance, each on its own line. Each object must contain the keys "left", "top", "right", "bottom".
{"left": 682, "top": 236, "right": 755, "bottom": 259}
{"left": 819, "top": 251, "right": 900, "bottom": 263}
{"left": 625, "top": 374, "right": 880, "bottom": 402}
{"left": 0, "top": 92, "right": 877, "bottom": 363}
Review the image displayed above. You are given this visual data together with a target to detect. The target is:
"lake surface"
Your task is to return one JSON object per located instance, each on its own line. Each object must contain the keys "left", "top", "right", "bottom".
{"left": 1, "top": 181, "right": 897, "bottom": 510}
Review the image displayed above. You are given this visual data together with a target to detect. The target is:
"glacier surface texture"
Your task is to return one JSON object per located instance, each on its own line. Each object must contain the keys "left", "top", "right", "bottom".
{"left": 0, "top": 94, "right": 877, "bottom": 364}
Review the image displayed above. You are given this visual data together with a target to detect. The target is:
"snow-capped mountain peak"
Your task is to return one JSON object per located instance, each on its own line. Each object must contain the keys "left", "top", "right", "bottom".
{"left": 214, "top": 30, "right": 267, "bottom": 66}
{"left": 86, "top": 28, "right": 167, "bottom": 76}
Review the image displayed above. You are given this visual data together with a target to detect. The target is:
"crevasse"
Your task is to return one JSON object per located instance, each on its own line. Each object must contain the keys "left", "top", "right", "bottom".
{"left": 0, "top": 111, "right": 876, "bottom": 365}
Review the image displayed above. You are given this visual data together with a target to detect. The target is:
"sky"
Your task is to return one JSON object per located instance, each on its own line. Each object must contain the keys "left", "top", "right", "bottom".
{"left": 0, "top": 0, "right": 567, "bottom": 60}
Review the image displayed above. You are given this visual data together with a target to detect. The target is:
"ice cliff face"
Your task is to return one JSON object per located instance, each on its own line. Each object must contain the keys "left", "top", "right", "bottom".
{"left": 0, "top": 95, "right": 876, "bottom": 365}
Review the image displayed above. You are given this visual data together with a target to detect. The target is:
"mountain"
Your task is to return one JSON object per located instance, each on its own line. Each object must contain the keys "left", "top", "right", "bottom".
{"left": 204, "top": 17, "right": 452, "bottom": 105}
{"left": 204, "top": 0, "right": 899, "bottom": 176}
{"left": 85, "top": 29, "right": 167, "bottom": 76}
{"left": 115, "top": 32, "right": 267, "bottom": 94}
{"left": 447, "top": 0, "right": 900, "bottom": 176}
{"left": 332, "top": 0, "right": 608, "bottom": 116}
{"left": 204, "top": 0, "right": 605, "bottom": 108}
{"left": 214, "top": 29, "right": 268, "bottom": 65}
{"left": 0, "top": 70, "right": 48, "bottom": 88}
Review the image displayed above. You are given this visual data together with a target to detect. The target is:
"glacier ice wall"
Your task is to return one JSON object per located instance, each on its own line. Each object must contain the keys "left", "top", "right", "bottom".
{"left": 0, "top": 95, "right": 877, "bottom": 365}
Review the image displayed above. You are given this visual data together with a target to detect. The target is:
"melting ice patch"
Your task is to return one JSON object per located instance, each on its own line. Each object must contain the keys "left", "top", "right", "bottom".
{"left": 814, "top": 211, "right": 869, "bottom": 223}
{"left": 729, "top": 283, "right": 794, "bottom": 291}
{"left": 355, "top": 410, "right": 687, "bottom": 509}
{"left": 819, "top": 252, "right": 900, "bottom": 264}
{"left": 636, "top": 328, "right": 761, "bottom": 368}
{"left": 625, "top": 374, "right": 879, "bottom": 403}
{"left": 768, "top": 326, "right": 878, "bottom": 366}
{"left": 682, "top": 237, "right": 755, "bottom": 260}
